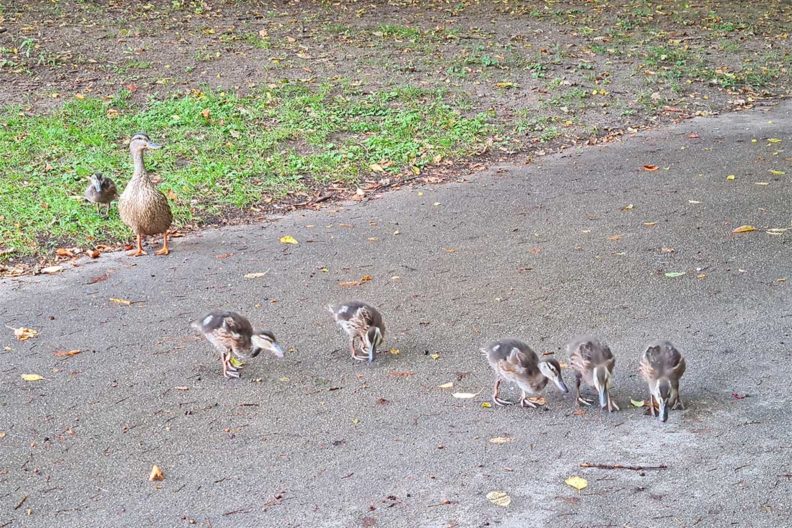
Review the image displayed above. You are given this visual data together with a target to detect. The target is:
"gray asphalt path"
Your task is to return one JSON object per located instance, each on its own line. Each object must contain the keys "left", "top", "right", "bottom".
{"left": 2, "top": 101, "right": 791, "bottom": 528}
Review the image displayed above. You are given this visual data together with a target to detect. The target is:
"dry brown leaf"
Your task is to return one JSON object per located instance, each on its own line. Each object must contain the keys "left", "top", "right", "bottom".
{"left": 607, "top": 234, "right": 622, "bottom": 241}
{"left": 524, "top": 396, "right": 547, "bottom": 406}
{"left": 13, "top": 327, "right": 38, "bottom": 341}
{"left": 54, "top": 349, "right": 81, "bottom": 358}
{"left": 41, "top": 265, "right": 64, "bottom": 274}
{"left": 149, "top": 465, "right": 164, "bottom": 481}
{"left": 388, "top": 370, "right": 415, "bottom": 378}
{"left": 55, "top": 248, "right": 74, "bottom": 258}
{"left": 732, "top": 225, "right": 756, "bottom": 234}
{"left": 642, "top": 165, "right": 659, "bottom": 171}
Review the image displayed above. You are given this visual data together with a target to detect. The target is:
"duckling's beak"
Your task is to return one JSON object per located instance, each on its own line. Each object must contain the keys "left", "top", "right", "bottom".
{"left": 658, "top": 399, "right": 669, "bottom": 422}
{"left": 93, "top": 179, "right": 103, "bottom": 193}
{"left": 367, "top": 342, "right": 376, "bottom": 363}
{"left": 598, "top": 387, "right": 608, "bottom": 409}
{"left": 554, "top": 378, "right": 569, "bottom": 393}
{"left": 251, "top": 348, "right": 261, "bottom": 358}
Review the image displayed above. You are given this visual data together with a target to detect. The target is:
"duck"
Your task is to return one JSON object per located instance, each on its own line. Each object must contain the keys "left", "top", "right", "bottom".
{"left": 483, "top": 339, "right": 568, "bottom": 407}
{"left": 191, "top": 310, "right": 284, "bottom": 379}
{"left": 639, "top": 340, "right": 686, "bottom": 422}
{"left": 118, "top": 133, "right": 173, "bottom": 256}
{"left": 568, "top": 336, "right": 619, "bottom": 412}
{"left": 328, "top": 301, "right": 385, "bottom": 362}
{"left": 84, "top": 173, "right": 117, "bottom": 214}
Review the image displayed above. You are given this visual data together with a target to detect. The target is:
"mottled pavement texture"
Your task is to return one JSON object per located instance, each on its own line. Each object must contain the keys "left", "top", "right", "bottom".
{"left": 1, "top": 101, "right": 790, "bottom": 528}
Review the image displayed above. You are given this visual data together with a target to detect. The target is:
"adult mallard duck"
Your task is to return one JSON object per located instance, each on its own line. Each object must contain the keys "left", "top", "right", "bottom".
{"left": 191, "top": 310, "right": 284, "bottom": 379}
{"left": 568, "top": 336, "right": 619, "bottom": 412}
{"left": 639, "top": 340, "right": 686, "bottom": 422}
{"left": 328, "top": 301, "right": 385, "bottom": 362}
{"left": 483, "top": 339, "right": 568, "bottom": 408}
{"left": 84, "top": 173, "right": 117, "bottom": 215}
{"left": 118, "top": 133, "right": 172, "bottom": 256}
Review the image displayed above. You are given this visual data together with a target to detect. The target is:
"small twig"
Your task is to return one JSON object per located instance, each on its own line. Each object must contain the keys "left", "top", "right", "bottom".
{"left": 580, "top": 462, "right": 668, "bottom": 471}
{"left": 14, "top": 496, "right": 28, "bottom": 510}
{"left": 222, "top": 508, "right": 252, "bottom": 516}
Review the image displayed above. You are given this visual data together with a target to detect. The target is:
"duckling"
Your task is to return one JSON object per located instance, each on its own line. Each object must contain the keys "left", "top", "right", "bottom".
{"left": 328, "top": 301, "right": 385, "bottom": 362}
{"left": 118, "top": 133, "right": 173, "bottom": 257}
{"left": 639, "top": 340, "right": 686, "bottom": 422}
{"left": 568, "top": 336, "right": 619, "bottom": 412}
{"left": 84, "top": 173, "right": 117, "bottom": 214}
{"left": 483, "top": 339, "right": 568, "bottom": 407}
{"left": 192, "top": 310, "right": 284, "bottom": 379}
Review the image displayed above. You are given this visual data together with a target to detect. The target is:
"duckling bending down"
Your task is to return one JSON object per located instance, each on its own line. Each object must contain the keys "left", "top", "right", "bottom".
{"left": 118, "top": 133, "right": 173, "bottom": 257}
{"left": 192, "top": 311, "right": 284, "bottom": 379}
{"left": 639, "top": 340, "right": 686, "bottom": 422}
{"left": 483, "top": 339, "right": 568, "bottom": 408}
{"left": 568, "top": 336, "right": 619, "bottom": 412}
{"left": 84, "top": 173, "right": 117, "bottom": 214}
{"left": 328, "top": 301, "right": 385, "bottom": 362}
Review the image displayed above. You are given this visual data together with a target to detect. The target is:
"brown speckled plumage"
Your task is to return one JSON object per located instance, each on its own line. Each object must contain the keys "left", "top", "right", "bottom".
{"left": 84, "top": 173, "right": 117, "bottom": 213}
{"left": 118, "top": 134, "right": 172, "bottom": 255}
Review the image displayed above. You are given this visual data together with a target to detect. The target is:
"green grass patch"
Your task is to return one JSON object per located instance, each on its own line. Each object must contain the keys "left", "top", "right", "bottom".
{"left": 0, "top": 83, "right": 492, "bottom": 260}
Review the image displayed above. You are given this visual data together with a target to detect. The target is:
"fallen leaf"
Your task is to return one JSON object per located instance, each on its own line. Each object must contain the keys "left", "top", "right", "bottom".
{"left": 732, "top": 225, "right": 756, "bottom": 234}
{"left": 359, "top": 275, "right": 373, "bottom": 284}
{"left": 21, "top": 374, "right": 44, "bottom": 382}
{"left": 174, "top": 386, "right": 190, "bottom": 391}
{"left": 688, "top": 132, "right": 700, "bottom": 139}
{"left": 489, "top": 436, "right": 513, "bottom": 444}
{"left": 769, "top": 170, "right": 785, "bottom": 176}
{"left": 660, "top": 247, "right": 675, "bottom": 254}
{"left": 630, "top": 399, "right": 645, "bottom": 408}
{"left": 726, "top": 175, "right": 735, "bottom": 181}
{"left": 54, "top": 349, "right": 81, "bottom": 358}
{"left": 279, "top": 235, "right": 299, "bottom": 245}
{"left": 200, "top": 108, "right": 211, "bottom": 119}
{"left": 767, "top": 228, "right": 788, "bottom": 235}
{"left": 767, "top": 138, "right": 782, "bottom": 143}
{"left": 388, "top": 370, "right": 415, "bottom": 378}
{"left": 88, "top": 272, "right": 110, "bottom": 284}
{"left": 524, "top": 396, "right": 546, "bottom": 406}
{"left": 486, "top": 491, "right": 511, "bottom": 507}
{"left": 388, "top": 348, "right": 400, "bottom": 355}
{"left": 278, "top": 377, "right": 289, "bottom": 382}
{"left": 55, "top": 248, "right": 74, "bottom": 258}
{"left": 664, "top": 272, "right": 686, "bottom": 278}
{"left": 430, "top": 353, "right": 440, "bottom": 360}
{"left": 732, "top": 392, "right": 748, "bottom": 400}
{"left": 452, "top": 391, "right": 482, "bottom": 399}
{"left": 688, "top": 200, "right": 701, "bottom": 204}
{"left": 13, "top": 327, "right": 38, "bottom": 341}
{"left": 110, "top": 298, "right": 133, "bottom": 305}
{"left": 621, "top": 204, "right": 634, "bottom": 211}
{"left": 565, "top": 476, "right": 588, "bottom": 491}
{"left": 438, "top": 382, "right": 454, "bottom": 389}
{"left": 41, "top": 265, "right": 64, "bottom": 274}
{"left": 149, "top": 465, "right": 164, "bottom": 481}
{"left": 495, "top": 81, "right": 516, "bottom": 89}
{"left": 642, "top": 165, "right": 659, "bottom": 171}
{"left": 607, "top": 234, "right": 622, "bottom": 241}
{"left": 229, "top": 357, "right": 244, "bottom": 368}
{"left": 0, "top": 432, "right": 6, "bottom": 439}
{"left": 481, "top": 402, "right": 492, "bottom": 408}
{"left": 754, "top": 182, "right": 769, "bottom": 186}
{"left": 244, "top": 271, "right": 269, "bottom": 279}
{"left": 642, "top": 221, "right": 657, "bottom": 227}
{"left": 369, "top": 163, "right": 385, "bottom": 173}
{"left": 89, "top": 249, "right": 101, "bottom": 259}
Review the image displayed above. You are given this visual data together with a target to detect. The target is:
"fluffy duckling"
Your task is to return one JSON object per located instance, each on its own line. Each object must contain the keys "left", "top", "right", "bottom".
{"left": 328, "top": 301, "right": 385, "bottom": 362}
{"left": 118, "top": 133, "right": 173, "bottom": 257}
{"left": 84, "top": 173, "right": 117, "bottom": 214}
{"left": 192, "top": 311, "right": 284, "bottom": 379}
{"left": 483, "top": 339, "right": 568, "bottom": 408}
{"left": 639, "top": 340, "right": 686, "bottom": 422}
{"left": 568, "top": 336, "right": 619, "bottom": 412}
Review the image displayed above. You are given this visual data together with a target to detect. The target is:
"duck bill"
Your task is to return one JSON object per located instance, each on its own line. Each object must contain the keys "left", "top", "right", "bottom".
{"left": 93, "top": 179, "right": 103, "bottom": 192}
{"left": 598, "top": 387, "right": 608, "bottom": 409}
{"left": 146, "top": 142, "right": 162, "bottom": 150}
{"left": 658, "top": 400, "right": 669, "bottom": 422}
{"left": 271, "top": 342, "right": 285, "bottom": 359}
{"left": 554, "top": 378, "right": 569, "bottom": 393}
{"left": 367, "top": 343, "right": 376, "bottom": 363}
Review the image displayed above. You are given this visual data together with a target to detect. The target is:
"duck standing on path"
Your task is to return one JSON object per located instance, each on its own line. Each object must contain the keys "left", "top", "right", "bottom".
{"left": 328, "top": 301, "right": 385, "bottom": 362}
{"left": 118, "top": 133, "right": 173, "bottom": 256}
{"left": 639, "top": 340, "right": 686, "bottom": 422}
{"left": 483, "top": 339, "right": 568, "bottom": 408}
{"left": 568, "top": 336, "right": 619, "bottom": 412}
{"left": 84, "top": 173, "right": 117, "bottom": 215}
{"left": 192, "top": 311, "right": 285, "bottom": 379}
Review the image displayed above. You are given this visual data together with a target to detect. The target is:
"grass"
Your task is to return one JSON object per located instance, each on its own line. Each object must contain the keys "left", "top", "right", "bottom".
{"left": 0, "top": 83, "right": 493, "bottom": 260}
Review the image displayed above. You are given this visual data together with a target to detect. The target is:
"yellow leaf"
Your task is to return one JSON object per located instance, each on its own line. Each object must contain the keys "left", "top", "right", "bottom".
{"left": 149, "top": 465, "right": 165, "bottom": 481}
{"left": 630, "top": 399, "right": 645, "bottom": 408}
{"left": 481, "top": 402, "right": 492, "bottom": 408}
{"left": 369, "top": 163, "right": 385, "bottom": 173}
{"left": 438, "top": 382, "right": 454, "bottom": 389}
{"left": 13, "top": 327, "right": 38, "bottom": 341}
{"left": 489, "top": 436, "right": 513, "bottom": 444}
{"left": 726, "top": 175, "right": 735, "bottom": 181}
{"left": 279, "top": 235, "right": 299, "bottom": 245}
{"left": 769, "top": 170, "right": 785, "bottom": 175}
{"left": 565, "top": 476, "right": 588, "bottom": 491}
{"left": 389, "top": 348, "right": 400, "bottom": 355}
{"left": 110, "top": 298, "right": 132, "bottom": 305}
{"left": 21, "top": 374, "right": 44, "bottom": 382}
{"left": 74, "top": 93, "right": 85, "bottom": 100}
{"left": 229, "top": 357, "right": 244, "bottom": 368}
{"left": 430, "top": 353, "right": 440, "bottom": 360}
{"left": 732, "top": 225, "right": 756, "bottom": 234}
{"left": 278, "top": 376, "right": 290, "bottom": 382}
{"left": 495, "top": 81, "right": 515, "bottom": 89}
{"left": 486, "top": 491, "right": 511, "bottom": 507}
{"left": 767, "top": 138, "right": 782, "bottom": 143}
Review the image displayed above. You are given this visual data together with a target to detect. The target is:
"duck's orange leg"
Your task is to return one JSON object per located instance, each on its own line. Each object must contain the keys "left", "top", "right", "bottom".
{"left": 155, "top": 231, "right": 170, "bottom": 256}
{"left": 127, "top": 234, "right": 147, "bottom": 256}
